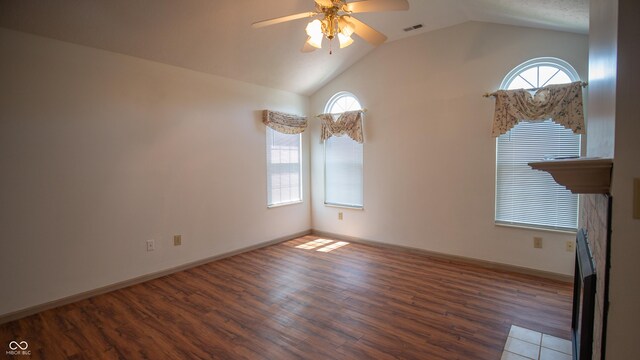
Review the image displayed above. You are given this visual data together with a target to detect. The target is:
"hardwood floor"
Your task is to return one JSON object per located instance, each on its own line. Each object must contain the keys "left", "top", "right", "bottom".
{"left": 0, "top": 235, "right": 573, "bottom": 359}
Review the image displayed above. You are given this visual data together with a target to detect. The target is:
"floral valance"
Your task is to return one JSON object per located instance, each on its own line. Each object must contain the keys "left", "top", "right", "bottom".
{"left": 318, "top": 110, "right": 365, "bottom": 143}
{"left": 262, "top": 110, "right": 307, "bottom": 134}
{"left": 491, "top": 81, "right": 585, "bottom": 137}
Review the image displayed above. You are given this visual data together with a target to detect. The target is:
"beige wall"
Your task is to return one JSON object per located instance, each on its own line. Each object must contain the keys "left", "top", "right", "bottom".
{"left": 0, "top": 29, "right": 310, "bottom": 317}
{"left": 587, "top": 0, "right": 618, "bottom": 158}
{"left": 606, "top": 0, "right": 640, "bottom": 357}
{"left": 310, "top": 22, "right": 588, "bottom": 275}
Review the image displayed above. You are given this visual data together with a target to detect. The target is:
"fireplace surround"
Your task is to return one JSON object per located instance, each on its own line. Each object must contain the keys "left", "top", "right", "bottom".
{"left": 572, "top": 229, "right": 596, "bottom": 360}
{"left": 529, "top": 158, "right": 613, "bottom": 359}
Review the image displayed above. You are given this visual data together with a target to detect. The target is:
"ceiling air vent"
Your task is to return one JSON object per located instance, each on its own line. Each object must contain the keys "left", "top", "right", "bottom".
{"left": 403, "top": 24, "right": 423, "bottom": 32}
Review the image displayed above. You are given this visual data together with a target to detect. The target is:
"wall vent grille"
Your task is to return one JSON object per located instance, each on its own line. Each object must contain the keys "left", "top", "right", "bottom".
{"left": 403, "top": 24, "right": 423, "bottom": 32}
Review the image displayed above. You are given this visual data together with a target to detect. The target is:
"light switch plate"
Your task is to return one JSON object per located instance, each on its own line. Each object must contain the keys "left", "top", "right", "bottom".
{"left": 634, "top": 178, "right": 640, "bottom": 220}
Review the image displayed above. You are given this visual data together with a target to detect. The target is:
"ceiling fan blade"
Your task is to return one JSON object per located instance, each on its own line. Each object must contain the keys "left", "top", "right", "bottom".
{"left": 346, "top": 0, "right": 409, "bottom": 13}
{"left": 252, "top": 11, "right": 317, "bottom": 28}
{"left": 301, "top": 41, "right": 318, "bottom": 53}
{"left": 350, "top": 17, "right": 387, "bottom": 46}
{"left": 315, "top": 0, "right": 334, "bottom": 7}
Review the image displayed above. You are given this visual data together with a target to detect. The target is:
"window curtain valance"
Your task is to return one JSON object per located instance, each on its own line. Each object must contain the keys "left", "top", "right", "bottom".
{"left": 318, "top": 110, "right": 365, "bottom": 143}
{"left": 262, "top": 110, "right": 307, "bottom": 134}
{"left": 491, "top": 81, "right": 585, "bottom": 137}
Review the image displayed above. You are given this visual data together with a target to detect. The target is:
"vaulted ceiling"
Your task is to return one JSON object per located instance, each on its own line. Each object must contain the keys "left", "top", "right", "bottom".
{"left": 0, "top": 0, "right": 589, "bottom": 95}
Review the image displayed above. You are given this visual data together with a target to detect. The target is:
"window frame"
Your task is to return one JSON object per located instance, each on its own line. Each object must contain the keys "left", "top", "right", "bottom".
{"left": 323, "top": 91, "right": 364, "bottom": 209}
{"left": 266, "top": 127, "right": 303, "bottom": 208}
{"left": 500, "top": 57, "right": 580, "bottom": 90}
{"left": 494, "top": 57, "right": 582, "bottom": 232}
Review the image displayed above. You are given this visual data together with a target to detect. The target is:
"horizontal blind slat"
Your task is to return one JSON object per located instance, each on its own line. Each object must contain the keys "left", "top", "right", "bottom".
{"left": 325, "top": 135, "right": 363, "bottom": 207}
{"left": 496, "top": 119, "right": 579, "bottom": 230}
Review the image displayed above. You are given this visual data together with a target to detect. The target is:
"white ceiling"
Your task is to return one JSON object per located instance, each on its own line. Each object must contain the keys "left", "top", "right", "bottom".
{"left": 0, "top": 0, "right": 588, "bottom": 95}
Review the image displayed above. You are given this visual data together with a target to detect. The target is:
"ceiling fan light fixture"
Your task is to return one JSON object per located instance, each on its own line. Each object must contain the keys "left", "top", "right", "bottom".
{"left": 321, "top": 17, "right": 338, "bottom": 39}
{"left": 306, "top": 19, "right": 324, "bottom": 48}
{"left": 338, "top": 33, "right": 354, "bottom": 48}
{"left": 306, "top": 34, "right": 324, "bottom": 49}
{"left": 305, "top": 19, "right": 323, "bottom": 37}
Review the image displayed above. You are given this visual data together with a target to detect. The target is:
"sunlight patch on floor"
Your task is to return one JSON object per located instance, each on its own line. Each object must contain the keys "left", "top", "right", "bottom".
{"left": 295, "top": 239, "right": 333, "bottom": 250}
{"left": 316, "top": 241, "right": 349, "bottom": 252}
{"left": 294, "top": 239, "right": 350, "bottom": 252}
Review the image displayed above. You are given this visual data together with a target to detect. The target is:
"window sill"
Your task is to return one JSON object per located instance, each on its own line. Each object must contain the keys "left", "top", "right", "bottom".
{"left": 495, "top": 222, "right": 577, "bottom": 235}
{"left": 324, "top": 203, "right": 364, "bottom": 210}
{"left": 268, "top": 200, "right": 303, "bottom": 209}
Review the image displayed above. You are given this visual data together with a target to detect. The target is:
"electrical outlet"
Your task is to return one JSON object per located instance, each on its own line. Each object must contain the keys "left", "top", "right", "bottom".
{"left": 533, "top": 237, "right": 543, "bottom": 249}
{"left": 146, "top": 239, "right": 155, "bottom": 252}
{"left": 173, "top": 235, "right": 182, "bottom": 246}
{"left": 338, "top": 212, "right": 343, "bottom": 220}
{"left": 566, "top": 240, "right": 576, "bottom": 252}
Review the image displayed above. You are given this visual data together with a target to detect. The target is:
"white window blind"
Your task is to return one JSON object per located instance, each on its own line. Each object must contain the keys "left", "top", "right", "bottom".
{"left": 325, "top": 135, "right": 364, "bottom": 207}
{"left": 495, "top": 58, "right": 581, "bottom": 231}
{"left": 266, "top": 127, "right": 302, "bottom": 207}
{"left": 324, "top": 92, "right": 363, "bottom": 208}
{"left": 496, "top": 120, "right": 580, "bottom": 231}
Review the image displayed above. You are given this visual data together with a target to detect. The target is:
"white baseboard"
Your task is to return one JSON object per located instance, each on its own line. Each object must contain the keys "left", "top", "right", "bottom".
{"left": 311, "top": 229, "right": 573, "bottom": 283}
{"left": 0, "top": 230, "right": 311, "bottom": 325}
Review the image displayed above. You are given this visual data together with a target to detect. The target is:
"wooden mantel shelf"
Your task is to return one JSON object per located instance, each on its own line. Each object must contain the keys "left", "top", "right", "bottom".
{"left": 528, "top": 157, "right": 613, "bottom": 194}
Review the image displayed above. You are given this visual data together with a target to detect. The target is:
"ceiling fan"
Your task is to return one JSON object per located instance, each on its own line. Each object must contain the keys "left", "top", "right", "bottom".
{"left": 251, "top": 0, "right": 410, "bottom": 53}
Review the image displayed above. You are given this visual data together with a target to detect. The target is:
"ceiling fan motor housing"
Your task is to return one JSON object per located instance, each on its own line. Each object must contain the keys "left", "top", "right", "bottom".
{"left": 318, "top": 0, "right": 352, "bottom": 40}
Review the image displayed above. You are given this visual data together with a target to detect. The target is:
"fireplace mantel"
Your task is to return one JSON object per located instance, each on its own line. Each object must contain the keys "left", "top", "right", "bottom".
{"left": 528, "top": 157, "right": 613, "bottom": 194}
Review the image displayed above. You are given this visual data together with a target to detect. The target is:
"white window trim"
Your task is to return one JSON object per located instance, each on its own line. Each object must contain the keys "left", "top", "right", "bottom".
{"left": 495, "top": 222, "right": 577, "bottom": 235}
{"left": 267, "top": 199, "right": 303, "bottom": 209}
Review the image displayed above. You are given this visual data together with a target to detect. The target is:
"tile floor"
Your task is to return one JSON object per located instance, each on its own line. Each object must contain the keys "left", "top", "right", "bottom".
{"left": 501, "top": 325, "right": 573, "bottom": 360}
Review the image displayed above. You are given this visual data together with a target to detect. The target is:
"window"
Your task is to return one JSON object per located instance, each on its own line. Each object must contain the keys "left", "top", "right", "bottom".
{"left": 495, "top": 58, "right": 581, "bottom": 231}
{"left": 266, "top": 127, "right": 302, "bottom": 207}
{"left": 324, "top": 92, "right": 364, "bottom": 208}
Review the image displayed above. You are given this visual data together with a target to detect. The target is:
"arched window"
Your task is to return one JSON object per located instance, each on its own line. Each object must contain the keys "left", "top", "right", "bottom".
{"left": 495, "top": 58, "right": 581, "bottom": 231}
{"left": 324, "top": 92, "right": 364, "bottom": 208}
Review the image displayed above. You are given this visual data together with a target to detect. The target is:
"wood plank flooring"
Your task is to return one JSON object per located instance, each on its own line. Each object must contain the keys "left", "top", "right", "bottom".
{"left": 0, "top": 235, "right": 573, "bottom": 359}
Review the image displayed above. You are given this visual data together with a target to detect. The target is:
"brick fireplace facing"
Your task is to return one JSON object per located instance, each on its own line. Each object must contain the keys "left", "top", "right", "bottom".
{"left": 580, "top": 194, "right": 611, "bottom": 360}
